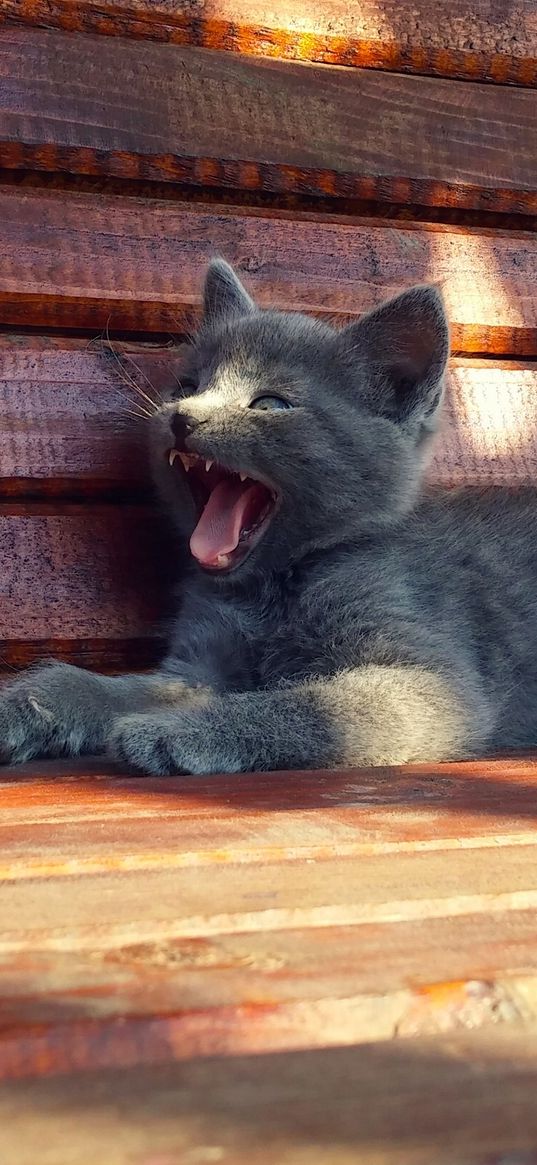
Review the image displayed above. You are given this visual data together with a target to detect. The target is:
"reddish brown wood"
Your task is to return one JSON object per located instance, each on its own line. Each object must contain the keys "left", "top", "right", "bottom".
{"left": 1, "top": 757, "right": 537, "bottom": 1086}
{"left": 0, "top": 189, "right": 535, "bottom": 354}
{"left": 2, "top": 0, "right": 536, "bottom": 85}
{"left": 2, "top": 340, "right": 537, "bottom": 492}
{"left": 0, "top": 637, "right": 164, "bottom": 671}
{"left": 0, "top": 335, "right": 186, "bottom": 497}
{"left": 3, "top": 755, "right": 537, "bottom": 857}
{"left": 1, "top": 907, "right": 536, "bottom": 1039}
{"left": 3, "top": 1029, "right": 537, "bottom": 1164}
{"left": 429, "top": 361, "right": 537, "bottom": 487}
{"left": 1, "top": 29, "right": 536, "bottom": 213}
{"left": 0, "top": 505, "right": 167, "bottom": 642}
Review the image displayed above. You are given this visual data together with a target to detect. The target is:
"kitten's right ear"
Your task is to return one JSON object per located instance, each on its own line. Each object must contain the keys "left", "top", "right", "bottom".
{"left": 203, "top": 259, "right": 256, "bottom": 325}
{"left": 336, "top": 284, "right": 449, "bottom": 428}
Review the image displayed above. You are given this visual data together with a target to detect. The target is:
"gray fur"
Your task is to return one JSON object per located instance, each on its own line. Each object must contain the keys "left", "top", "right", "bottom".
{"left": 2, "top": 259, "right": 537, "bottom": 775}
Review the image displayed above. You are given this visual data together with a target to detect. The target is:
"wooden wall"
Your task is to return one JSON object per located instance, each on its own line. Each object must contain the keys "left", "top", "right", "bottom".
{"left": 0, "top": 4, "right": 535, "bottom": 673}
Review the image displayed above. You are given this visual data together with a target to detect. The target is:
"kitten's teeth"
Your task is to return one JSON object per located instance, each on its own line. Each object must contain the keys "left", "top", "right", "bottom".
{"left": 205, "top": 460, "right": 214, "bottom": 472}
{"left": 239, "top": 472, "right": 247, "bottom": 482}
{"left": 168, "top": 448, "right": 179, "bottom": 467}
{"left": 217, "top": 554, "right": 230, "bottom": 567}
{"left": 179, "top": 452, "right": 192, "bottom": 471}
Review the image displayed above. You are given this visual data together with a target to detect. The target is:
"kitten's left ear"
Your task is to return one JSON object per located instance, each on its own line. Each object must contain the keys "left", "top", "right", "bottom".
{"left": 203, "top": 259, "right": 256, "bottom": 325}
{"left": 337, "top": 285, "right": 449, "bottom": 425}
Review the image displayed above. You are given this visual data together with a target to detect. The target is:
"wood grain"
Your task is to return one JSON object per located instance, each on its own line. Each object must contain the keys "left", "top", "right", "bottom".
{"left": 3, "top": 750, "right": 535, "bottom": 834}
{"left": 1, "top": 757, "right": 537, "bottom": 1084}
{"left": 0, "top": 335, "right": 186, "bottom": 498}
{"left": 0, "top": 189, "right": 536, "bottom": 354}
{"left": 2, "top": 345, "right": 537, "bottom": 668}
{"left": 0, "top": 926, "right": 536, "bottom": 1077}
{"left": 2, "top": 0, "right": 536, "bottom": 85}
{"left": 0, "top": 637, "right": 165, "bottom": 672}
{"left": 2, "top": 342, "right": 537, "bottom": 493}
{"left": 0, "top": 505, "right": 168, "bottom": 642}
{"left": 4, "top": 1029, "right": 537, "bottom": 1165}
{"left": 1, "top": 28, "right": 536, "bottom": 213}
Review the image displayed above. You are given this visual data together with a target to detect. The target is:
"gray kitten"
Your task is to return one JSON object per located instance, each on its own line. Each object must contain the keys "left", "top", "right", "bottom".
{"left": 1, "top": 259, "right": 536, "bottom": 775}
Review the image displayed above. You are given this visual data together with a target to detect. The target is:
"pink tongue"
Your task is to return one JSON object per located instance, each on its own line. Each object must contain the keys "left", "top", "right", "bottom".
{"left": 190, "top": 478, "right": 261, "bottom": 566}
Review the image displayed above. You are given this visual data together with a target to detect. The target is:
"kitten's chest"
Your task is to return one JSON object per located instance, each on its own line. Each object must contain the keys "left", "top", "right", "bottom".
{"left": 234, "top": 588, "right": 328, "bottom": 688}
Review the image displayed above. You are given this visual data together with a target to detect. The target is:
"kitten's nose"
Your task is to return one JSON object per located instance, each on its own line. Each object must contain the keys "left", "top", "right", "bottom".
{"left": 170, "top": 411, "right": 198, "bottom": 445}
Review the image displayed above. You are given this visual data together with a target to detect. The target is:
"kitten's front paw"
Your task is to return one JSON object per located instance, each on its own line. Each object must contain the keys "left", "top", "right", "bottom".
{"left": 0, "top": 662, "right": 104, "bottom": 765}
{"left": 107, "top": 711, "right": 241, "bottom": 776}
{"left": 107, "top": 712, "right": 186, "bottom": 776}
{"left": 0, "top": 671, "right": 60, "bottom": 764}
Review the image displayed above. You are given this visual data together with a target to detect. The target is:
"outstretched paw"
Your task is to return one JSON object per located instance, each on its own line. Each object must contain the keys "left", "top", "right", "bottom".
{"left": 107, "top": 710, "right": 242, "bottom": 776}
{"left": 107, "top": 712, "right": 187, "bottom": 775}
{"left": 0, "top": 683, "right": 55, "bottom": 765}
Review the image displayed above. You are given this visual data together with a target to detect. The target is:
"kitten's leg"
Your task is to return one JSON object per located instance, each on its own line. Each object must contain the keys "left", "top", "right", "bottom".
{"left": 0, "top": 663, "right": 209, "bottom": 765}
{"left": 108, "top": 664, "right": 494, "bottom": 775}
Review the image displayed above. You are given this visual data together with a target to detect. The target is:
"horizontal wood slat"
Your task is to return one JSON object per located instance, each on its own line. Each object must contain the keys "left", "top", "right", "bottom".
{"left": 1, "top": 638, "right": 165, "bottom": 672}
{"left": 4, "top": 750, "right": 535, "bottom": 834}
{"left": 1, "top": 189, "right": 536, "bottom": 354}
{"left": 4, "top": 1028, "right": 537, "bottom": 1165}
{"left": 0, "top": 505, "right": 168, "bottom": 645}
{"left": 1, "top": 757, "right": 537, "bottom": 1087}
{"left": 2, "top": 339, "right": 537, "bottom": 492}
{"left": 0, "top": 336, "right": 185, "bottom": 498}
{"left": 1, "top": 917, "right": 536, "bottom": 1075}
{"left": 2, "top": 11, "right": 537, "bottom": 1156}
{"left": 1, "top": 29, "right": 536, "bottom": 213}
{"left": 2, "top": 0, "right": 536, "bottom": 85}
{"left": 1, "top": 343, "right": 537, "bottom": 669}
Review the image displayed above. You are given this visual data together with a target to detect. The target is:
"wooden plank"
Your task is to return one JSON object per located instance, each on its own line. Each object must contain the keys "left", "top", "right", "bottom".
{"left": 0, "top": 918, "right": 536, "bottom": 1077}
{"left": 430, "top": 361, "right": 537, "bottom": 487}
{"left": 1, "top": 29, "right": 536, "bottom": 213}
{"left": 0, "top": 189, "right": 535, "bottom": 354}
{"left": 4, "top": 1028, "right": 537, "bottom": 1165}
{"left": 1, "top": 637, "right": 165, "bottom": 672}
{"left": 2, "top": 755, "right": 537, "bottom": 836}
{"left": 1, "top": 906, "right": 537, "bottom": 1025}
{"left": 0, "top": 336, "right": 186, "bottom": 499}
{"left": 3, "top": 840, "right": 537, "bottom": 937}
{"left": 1, "top": 759, "right": 537, "bottom": 1075}
{"left": 0, "top": 505, "right": 167, "bottom": 643}
{"left": 2, "top": 341, "right": 537, "bottom": 492}
{"left": 1, "top": 756, "right": 537, "bottom": 886}
{"left": 2, "top": 0, "right": 536, "bottom": 85}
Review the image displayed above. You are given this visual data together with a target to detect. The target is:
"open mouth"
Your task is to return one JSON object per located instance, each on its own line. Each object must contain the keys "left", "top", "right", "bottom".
{"left": 168, "top": 448, "right": 277, "bottom": 572}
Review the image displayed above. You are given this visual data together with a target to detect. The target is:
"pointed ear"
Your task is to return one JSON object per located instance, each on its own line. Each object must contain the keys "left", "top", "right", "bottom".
{"left": 203, "top": 259, "right": 256, "bottom": 325}
{"left": 337, "top": 285, "right": 449, "bottom": 425}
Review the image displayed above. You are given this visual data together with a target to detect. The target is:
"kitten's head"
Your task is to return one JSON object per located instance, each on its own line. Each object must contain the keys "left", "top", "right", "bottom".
{"left": 153, "top": 259, "right": 449, "bottom": 579}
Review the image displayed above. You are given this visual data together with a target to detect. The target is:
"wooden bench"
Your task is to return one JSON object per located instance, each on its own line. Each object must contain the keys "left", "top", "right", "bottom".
{"left": 1, "top": 5, "right": 537, "bottom": 1161}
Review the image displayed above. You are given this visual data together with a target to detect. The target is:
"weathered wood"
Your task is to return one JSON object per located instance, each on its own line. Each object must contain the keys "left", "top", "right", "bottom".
{"left": 1, "top": 29, "right": 536, "bottom": 213}
{"left": 0, "top": 335, "right": 185, "bottom": 498}
{"left": 0, "top": 505, "right": 168, "bottom": 642}
{"left": 3, "top": 756, "right": 537, "bottom": 866}
{"left": 0, "top": 637, "right": 164, "bottom": 672}
{"left": 2, "top": 340, "right": 537, "bottom": 492}
{"left": 430, "top": 361, "right": 537, "bottom": 486}
{"left": 0, "top": 950, "right": 533, "bottom": 1076}
{"left": 2, "top": 0, "right": 536, "bottom": 85}
{"left": 0, "top": 190, "right": 536, "bottom": 354}
{"left": 0, "top": 931, "right": 536, "bottom": 1077}
{"left": 1, "top": 758, "right": 537, "bottom": 1079}
{"left": 4, "top": 1029, "right": 537, "bottom": 1165}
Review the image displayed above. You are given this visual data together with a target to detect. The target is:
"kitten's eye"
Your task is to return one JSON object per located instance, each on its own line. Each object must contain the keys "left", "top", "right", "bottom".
{"left": 170, "top": 375, "right": 198, "bottom": 400}
{"left": 180, "top": 376, "right": 199, "bottom": 394}
{"left": 249, "top": 395, "right": 292, "bottom": 411}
